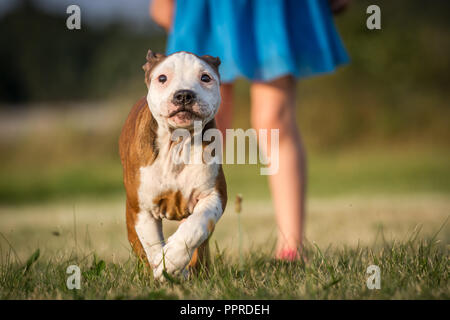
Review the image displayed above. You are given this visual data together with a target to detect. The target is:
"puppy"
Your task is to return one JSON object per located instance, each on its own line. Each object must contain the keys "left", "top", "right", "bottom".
{"left": 119, "top": 50, "right": 227, "bottom": 280}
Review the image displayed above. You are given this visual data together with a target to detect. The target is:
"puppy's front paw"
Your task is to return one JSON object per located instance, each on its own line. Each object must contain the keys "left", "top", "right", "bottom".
{"left": 152, "top": 240, "right": 193, "bottom": 280}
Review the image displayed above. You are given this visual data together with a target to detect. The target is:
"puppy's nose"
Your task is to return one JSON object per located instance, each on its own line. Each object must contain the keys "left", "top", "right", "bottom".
{"left": 173, "top": 90, "right": 196, "bottom": 107}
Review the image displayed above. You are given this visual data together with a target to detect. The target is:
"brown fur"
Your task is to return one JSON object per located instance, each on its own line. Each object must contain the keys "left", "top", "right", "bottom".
{"left": 188, "top": 241, "right": 210, "bottom": 273}
{"left": 197, "top": 54, "right": 221, "bottom": 77}
{"left": 152, "top": 189, "right": 190, "bottom": 220}
{"left": 143, "top": 50, "right": 166, "bottom": 88}
{"left": 119, "top": 97, "right": 158, "bottom": 262}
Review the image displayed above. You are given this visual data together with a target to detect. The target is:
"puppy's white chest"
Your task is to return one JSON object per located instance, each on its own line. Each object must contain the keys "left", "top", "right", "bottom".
{"left": 137, "top": 145, "right": 218, "bottom": 219}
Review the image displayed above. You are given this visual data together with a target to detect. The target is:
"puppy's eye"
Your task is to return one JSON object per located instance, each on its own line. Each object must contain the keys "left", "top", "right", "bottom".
{"left": 201, "top": 74, "right": 211, "bottom": 83}
{"left": 158, "top": 74, "right": 167, "bottom": 83}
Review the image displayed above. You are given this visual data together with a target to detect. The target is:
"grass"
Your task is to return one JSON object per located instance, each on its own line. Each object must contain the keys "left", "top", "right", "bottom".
{"left": 0, "top": 193, "right": 448, "bottom": 299}
{"left": 0, "top": 230, "right": 448, "bottom": 299}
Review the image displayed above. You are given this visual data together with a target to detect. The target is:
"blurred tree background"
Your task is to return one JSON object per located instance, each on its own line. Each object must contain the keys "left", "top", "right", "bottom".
{"left": 0, "top": 0, "right": 449, "bottom": 204}
{"left": 0, "top": 0, "right": 165, "bottom": 103}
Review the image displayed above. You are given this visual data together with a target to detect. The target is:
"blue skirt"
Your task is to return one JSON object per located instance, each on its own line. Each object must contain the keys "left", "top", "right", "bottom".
{"left": 167, "top": 0, "right": 349, "bottom": 83}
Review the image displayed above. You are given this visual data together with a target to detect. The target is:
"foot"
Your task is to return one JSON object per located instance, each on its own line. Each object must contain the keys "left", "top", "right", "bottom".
{"left": 276, "top": 248, "right": 300, "bottom": 261}
{"left": 152, "top": 239, "right": 193, "bottom": 280}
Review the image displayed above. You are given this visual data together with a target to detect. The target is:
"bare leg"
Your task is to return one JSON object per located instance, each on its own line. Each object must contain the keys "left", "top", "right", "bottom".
{"left": 250, "top": 76, "right": 306, "bottom": 259}
{"left": 215, "top": 83, "right": 234, "bottom": 138}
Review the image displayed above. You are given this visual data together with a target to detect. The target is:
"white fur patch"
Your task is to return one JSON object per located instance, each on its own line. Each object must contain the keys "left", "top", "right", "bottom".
{"left": 135, "top": 211, "right": 164, "bottom": 268}
{"left": 146, "top": 52, "right": 221, "bottom": 131}
{"left": 138, "top": 128, "right": 219, "bottom": 217}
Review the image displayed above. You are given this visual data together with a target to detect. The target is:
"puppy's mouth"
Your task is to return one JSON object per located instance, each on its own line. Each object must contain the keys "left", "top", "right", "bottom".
{"left": 168, "top": 107, "right": 203, "bottom": 119}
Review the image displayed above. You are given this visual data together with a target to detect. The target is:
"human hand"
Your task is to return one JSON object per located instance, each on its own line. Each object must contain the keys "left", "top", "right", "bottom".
{"left": 150, "top": 0, "right": 174, "bottom": 32}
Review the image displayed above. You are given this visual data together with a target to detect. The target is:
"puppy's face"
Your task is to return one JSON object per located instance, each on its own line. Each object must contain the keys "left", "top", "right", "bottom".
{"left": 144, "top": 51, "right": 221, "bottom": 129}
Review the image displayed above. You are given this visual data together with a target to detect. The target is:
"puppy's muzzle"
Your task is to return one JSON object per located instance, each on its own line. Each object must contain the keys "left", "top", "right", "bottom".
{"left": 169, "top": 89, "right": 202, "bottom": 119}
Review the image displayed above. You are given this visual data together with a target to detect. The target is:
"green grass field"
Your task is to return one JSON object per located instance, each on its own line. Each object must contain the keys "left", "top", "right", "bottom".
{"left": 1, "top": 234, "right": 448, "bottom": 299}
{"left": 0, "top": 200, "right": 448, "bottom": 299}
{"left": 0, "top": 149, "right": 449, "bottom": 299}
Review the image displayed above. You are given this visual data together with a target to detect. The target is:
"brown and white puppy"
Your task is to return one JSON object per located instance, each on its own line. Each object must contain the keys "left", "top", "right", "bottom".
{"left": 119, "top": 50, "right": 227, "bottom": 280}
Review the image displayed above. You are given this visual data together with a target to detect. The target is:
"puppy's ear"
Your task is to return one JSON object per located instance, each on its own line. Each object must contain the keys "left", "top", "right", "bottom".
{"left": 143, "top": 49, "right": 166, "bottom": 88}
{"left": 200, "top": 55, "right": 221, "bottom": 75}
